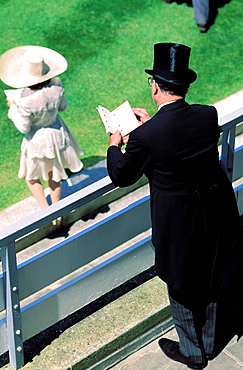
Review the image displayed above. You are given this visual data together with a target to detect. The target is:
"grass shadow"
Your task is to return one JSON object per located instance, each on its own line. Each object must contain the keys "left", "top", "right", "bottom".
{"left": 81, "top": 155, "right": 106, "bottom": 170}
{"left": 44, "top": 0, "right": 150, "bottom": 63}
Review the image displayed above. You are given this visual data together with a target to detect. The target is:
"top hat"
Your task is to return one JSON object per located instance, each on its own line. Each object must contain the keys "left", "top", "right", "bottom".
{"left": 0, "top": 45, "right": 68, "bottom": 88}
{"left": 145, "top": 43, "right": 197, "bottom": 85}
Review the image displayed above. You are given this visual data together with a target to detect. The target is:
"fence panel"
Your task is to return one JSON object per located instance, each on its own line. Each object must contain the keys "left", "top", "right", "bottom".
{"left": 233, "top": 145, "right": 243, "bottom": 182}
{"left": 0, "top": 236, "right": 154, "bottom": 353}
{"left": 0, "top": 196, "right": 151, "bottom": 303}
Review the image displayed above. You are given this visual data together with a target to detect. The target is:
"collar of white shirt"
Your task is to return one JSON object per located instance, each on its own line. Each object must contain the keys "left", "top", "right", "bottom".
{"left": 158, "top": 100, "right": 176, "bottom": 111}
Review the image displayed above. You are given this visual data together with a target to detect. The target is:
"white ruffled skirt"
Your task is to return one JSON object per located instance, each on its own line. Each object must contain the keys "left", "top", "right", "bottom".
{"left": 18, "top": 116, "right": 84, "bottom": 182}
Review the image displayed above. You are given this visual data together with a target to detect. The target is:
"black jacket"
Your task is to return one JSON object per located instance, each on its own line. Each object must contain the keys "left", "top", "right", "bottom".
{"left": 107, "top": 99, "right": 242, "bottom": 293}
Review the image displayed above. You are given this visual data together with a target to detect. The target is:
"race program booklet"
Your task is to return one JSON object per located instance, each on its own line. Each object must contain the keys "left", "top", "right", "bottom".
{"left": 97, "top": 100, "right": 139, "bottom": 137}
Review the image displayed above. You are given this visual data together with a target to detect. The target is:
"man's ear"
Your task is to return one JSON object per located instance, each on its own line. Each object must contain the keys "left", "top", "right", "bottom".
{"left": 152, "top": 81, "right": 159, "bottom": 96}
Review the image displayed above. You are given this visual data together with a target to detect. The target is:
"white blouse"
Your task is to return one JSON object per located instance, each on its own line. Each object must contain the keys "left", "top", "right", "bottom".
{"left": 7, "top": 77, "right": 83, "bottom": 181}
{"left": 8, "top": 76, "right": 68, "bottom": 135}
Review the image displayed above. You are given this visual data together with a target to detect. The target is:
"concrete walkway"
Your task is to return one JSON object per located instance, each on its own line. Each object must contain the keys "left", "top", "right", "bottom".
{"left": 110, "top": 328, "right": 243, "bottom": 370}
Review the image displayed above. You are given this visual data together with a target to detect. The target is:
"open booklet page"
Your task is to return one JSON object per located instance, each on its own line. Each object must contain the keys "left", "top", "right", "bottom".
{"left": 97, "top": 100, "right": 139, "bottom": 136}
{"left": 4, "top": 89, "right": 23, "bottom": 105}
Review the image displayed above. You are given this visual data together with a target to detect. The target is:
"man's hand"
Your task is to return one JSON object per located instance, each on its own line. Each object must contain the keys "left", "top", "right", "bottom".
{"left": 109, "top": 130, "right": 122, "bottom": 148}
{"left": 122, "top": 133, "right": 129, "bottom": 145}
{"left": 132, "top": 108, "right": 151, "bottom": 124}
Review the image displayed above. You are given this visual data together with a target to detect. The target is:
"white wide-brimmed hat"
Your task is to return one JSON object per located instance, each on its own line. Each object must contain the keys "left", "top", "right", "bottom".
{"left": 0, "top": 45, "right": 68, "bottom": 88}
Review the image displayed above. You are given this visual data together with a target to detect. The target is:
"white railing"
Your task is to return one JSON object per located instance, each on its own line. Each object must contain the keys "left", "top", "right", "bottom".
{"left": 0, "top": 106, "right": 243, "bottom": 369}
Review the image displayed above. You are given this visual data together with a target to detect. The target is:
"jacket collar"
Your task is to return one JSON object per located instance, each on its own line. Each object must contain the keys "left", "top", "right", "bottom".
{"left": 157, "top": 98, "right": 188, "bottom": 113}
{"left": 158, "top": 100, "right": 176, "bottom": 110}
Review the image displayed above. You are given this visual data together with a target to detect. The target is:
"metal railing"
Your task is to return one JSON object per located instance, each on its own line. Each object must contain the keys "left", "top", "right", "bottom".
{"left": 0, "top": 106, "right": 243, "bottom": 369}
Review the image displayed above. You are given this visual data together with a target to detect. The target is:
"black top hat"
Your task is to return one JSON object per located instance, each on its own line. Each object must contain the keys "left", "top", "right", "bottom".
{"left": 145, "top": 43, "right": 197, "bottom": 85}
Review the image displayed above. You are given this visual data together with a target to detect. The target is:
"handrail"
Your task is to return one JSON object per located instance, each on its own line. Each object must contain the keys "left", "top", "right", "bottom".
{"left": 0, "top": 176, "right": 115, "bottom": 248}
{"left": 219, "top": 106, "right": 243, "bottom": 182}
{"left": 219, "top": 106, "right": 243, "bottom": 128}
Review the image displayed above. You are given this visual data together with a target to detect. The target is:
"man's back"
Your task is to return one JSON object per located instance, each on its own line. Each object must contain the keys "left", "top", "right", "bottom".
{"left": 128, "top": 99, "right": 221, "bottom": 193}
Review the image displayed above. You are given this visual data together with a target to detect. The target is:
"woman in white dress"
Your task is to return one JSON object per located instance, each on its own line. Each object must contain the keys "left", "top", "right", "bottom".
{"left": 0, "top": 45, "right": 83, "bottom": 210}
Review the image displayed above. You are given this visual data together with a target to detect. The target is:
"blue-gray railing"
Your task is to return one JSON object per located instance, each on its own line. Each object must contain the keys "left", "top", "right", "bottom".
{"left": 0, "top": 106, "right": 243, "bottom": 369}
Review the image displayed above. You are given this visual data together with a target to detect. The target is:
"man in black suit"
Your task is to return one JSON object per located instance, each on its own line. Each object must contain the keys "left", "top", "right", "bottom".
{"left": 107, "top": 43, "right": 242, "bottom": 369}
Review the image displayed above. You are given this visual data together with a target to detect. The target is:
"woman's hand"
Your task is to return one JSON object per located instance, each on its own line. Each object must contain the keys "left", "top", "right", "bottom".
{"left": 6, "top": 97, "right": 16, "bottom": 107}
{"left": 132, "top": 108, "right": 151, "bottom": 125}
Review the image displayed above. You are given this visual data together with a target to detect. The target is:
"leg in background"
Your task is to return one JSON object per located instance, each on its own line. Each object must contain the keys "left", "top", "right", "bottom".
{"left": 192, "top": 0, "right": 209, "bottom": 32}
{"left": 26, "top": 179, "right": 49, "bottom": 209}
{"left": 201, "top": 301, "right": 217, "bottom": 357}
{"left": 48, "top": 171, "right": 63, "bottom": 226}
{"left": 48, "top": 171, "right": 61, "bottom": 205}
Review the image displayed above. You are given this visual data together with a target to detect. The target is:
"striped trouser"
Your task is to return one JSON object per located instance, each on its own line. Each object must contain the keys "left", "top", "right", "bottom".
{"left": 168, "top": 290, "right": 217, "bottom": 363}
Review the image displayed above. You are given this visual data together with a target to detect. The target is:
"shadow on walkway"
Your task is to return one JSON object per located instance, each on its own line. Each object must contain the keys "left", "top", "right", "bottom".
{"left": 213, "top": 289, "right": 243, "bottom": 359}
{"left": 46, "top": 157, "right": 108, "bottom": 205}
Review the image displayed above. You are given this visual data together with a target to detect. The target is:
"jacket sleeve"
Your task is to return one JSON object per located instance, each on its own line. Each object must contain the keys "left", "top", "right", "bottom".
{"left": 107, "top": 130, "right": 152, "bottom": 187}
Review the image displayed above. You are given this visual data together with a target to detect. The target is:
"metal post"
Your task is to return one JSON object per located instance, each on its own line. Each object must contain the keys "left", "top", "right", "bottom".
{"left": 1, "top": 243, "right": 24, "bottom": 369}
{"left": 220, "top": 126, "right": 236, "bottom": 182}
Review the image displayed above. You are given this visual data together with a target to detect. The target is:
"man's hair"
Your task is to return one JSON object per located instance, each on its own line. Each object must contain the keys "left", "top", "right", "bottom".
{"left": 154, "top": 78, "right": 189, "bottom": 98}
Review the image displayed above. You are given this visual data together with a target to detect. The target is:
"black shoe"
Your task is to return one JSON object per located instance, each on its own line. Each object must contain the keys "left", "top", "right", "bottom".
{"left": 205, "top": 352, "right": 215, "bottom": 360}
{"left": 198, "top": 24, "right": 207, "bottom": 33}
{"left": 158, "top": 338, "right": 208, "bottom": 369}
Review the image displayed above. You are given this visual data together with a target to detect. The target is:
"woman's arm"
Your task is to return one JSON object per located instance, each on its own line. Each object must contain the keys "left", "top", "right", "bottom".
{"left": 7, "top": 102, "right": 32, "bottom": 134}
{"left": 58, "top": 92, "right": 68, "bottom": 112}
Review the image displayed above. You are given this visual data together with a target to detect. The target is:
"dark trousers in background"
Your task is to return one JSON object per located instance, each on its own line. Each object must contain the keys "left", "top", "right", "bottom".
{"left": 192, "top": 0, "right": 209, "bottom": 25}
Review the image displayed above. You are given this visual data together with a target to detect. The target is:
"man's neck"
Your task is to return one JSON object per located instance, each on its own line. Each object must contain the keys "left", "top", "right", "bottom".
{"left": 156, "top": 95, "right": 183, "bottom": 107}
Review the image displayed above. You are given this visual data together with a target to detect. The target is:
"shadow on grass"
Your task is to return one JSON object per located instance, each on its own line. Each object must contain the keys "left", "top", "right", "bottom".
{"left": 44, "top": 0, "right": 150, "bottom": 63}
{"left": 80, "top": 155, "right": 106, "bottom": 170}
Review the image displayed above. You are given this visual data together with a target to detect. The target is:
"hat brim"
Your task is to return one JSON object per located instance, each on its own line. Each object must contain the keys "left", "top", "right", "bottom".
{"left": 145, "top": 68, "right": 197, "bottom": 85}
{"left": 0, "top": 45, "right": 68, "bottom": 88}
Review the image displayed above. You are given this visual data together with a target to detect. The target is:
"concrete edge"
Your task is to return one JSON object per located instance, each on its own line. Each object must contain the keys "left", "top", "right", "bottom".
{"left": 1, "top": 277, "right": 172, "bottom": 370}
{"left": 89, "top": 317, "right": 173, "bottom": 370}
{"left": 85, "top": 314, "right": 173, "bottom": 370}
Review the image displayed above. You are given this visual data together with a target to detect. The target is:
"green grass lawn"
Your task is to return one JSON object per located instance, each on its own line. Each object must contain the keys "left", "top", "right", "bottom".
{"left": 0, "top": 0, "right": 242, "bottom": 210}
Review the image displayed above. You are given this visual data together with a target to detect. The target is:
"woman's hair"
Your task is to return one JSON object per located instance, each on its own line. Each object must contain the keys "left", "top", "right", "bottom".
{"left": 154, "top": 78, "right": 189, "bottom": 98}
{"left": 29, "top": 79, "right": 51, "bottom": 90}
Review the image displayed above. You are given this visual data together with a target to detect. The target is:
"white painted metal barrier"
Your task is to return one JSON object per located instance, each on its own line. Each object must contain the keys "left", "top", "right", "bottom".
{"left": 0, "top": 107, "right": 242, "bottom": 369}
